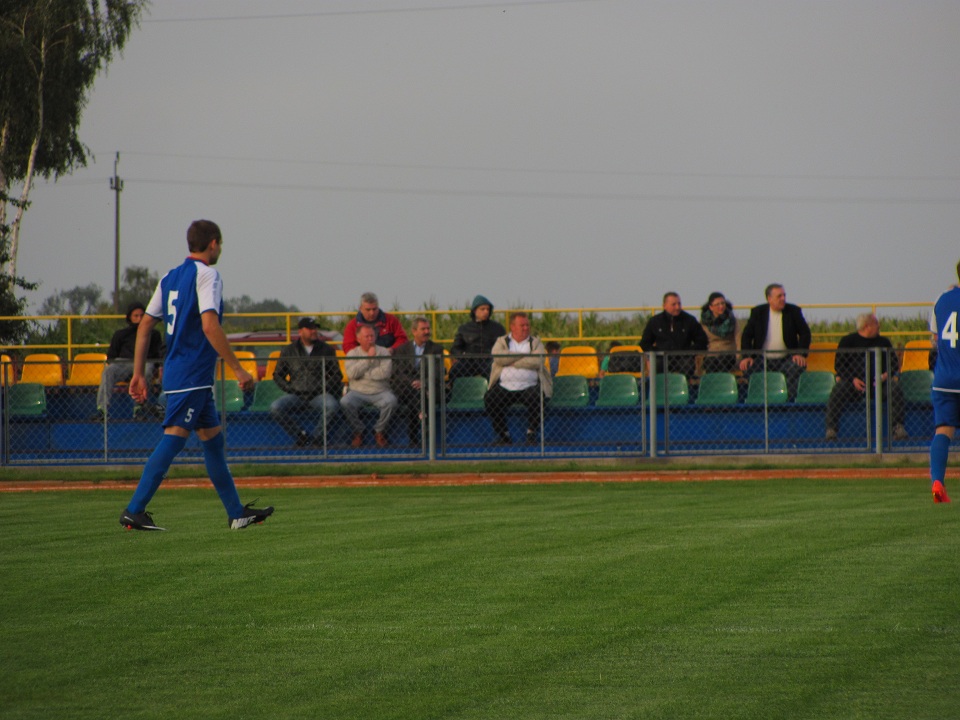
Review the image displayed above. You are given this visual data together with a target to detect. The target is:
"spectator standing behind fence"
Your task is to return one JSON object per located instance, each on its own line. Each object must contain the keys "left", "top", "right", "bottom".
{"left": 120, "top": 219, "right": 273, "bottom": 531}
{"left": 270, "top": 317, "right": 343, "bottom": 448}
{"left": 928, "top": 271, "right": 960, "bottom": 503}
{"left": 449, "top": 295, "right": 506, "bottom": 382}
{"left": 392, "top": 317, "right": 445, "bottom": 448}
{"left": 93, "top": 301, "right": 164, "bottom": 421}
{"left": 485, "top": 312, "right": 553, "bottom": 446}
{"left": 824, "top": 313, "right": 907, "bottom": 442}
{"left": 341, "top": 292, "right": 408, "bottom": 353}
{"left": 738, "top": 283, "right": 811, "bottom": 400}
{"left": 639, "top": 292, "right": 709, "bottom": 379}
{"left": 341, "top": 324, "right": 398, "bottom": 449}
{"left": 700, "top": 292, "right": 738, "bottom": 374}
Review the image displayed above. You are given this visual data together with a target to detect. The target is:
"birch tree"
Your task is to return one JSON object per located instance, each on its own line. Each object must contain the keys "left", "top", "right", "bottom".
{"left": 0, "top": 0, "right": 146, "bottom": 280}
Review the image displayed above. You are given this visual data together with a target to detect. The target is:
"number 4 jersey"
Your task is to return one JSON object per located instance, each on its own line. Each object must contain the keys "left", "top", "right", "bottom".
{"left": 146, "top": 258, "right": 224, "bottom": 394}
{"left": 931, "top": 286, "right": 960, "bottom": 393}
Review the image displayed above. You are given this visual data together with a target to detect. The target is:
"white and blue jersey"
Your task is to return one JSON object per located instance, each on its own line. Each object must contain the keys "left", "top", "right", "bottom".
{"left": 931, "top": 287, "right": 960, "bottom": 393}
{"left": 146, "top": 258, "right": 223, "bottom": 394}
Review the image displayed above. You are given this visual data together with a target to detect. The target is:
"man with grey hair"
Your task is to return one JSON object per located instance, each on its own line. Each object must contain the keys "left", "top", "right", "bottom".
{"left": 825, "top": 313, "right": 907, "bottom": 441}
{"left": 392, "top": 317, "right": 445, "bottom": 448}
{"left": 341, "top": 324, "right": 399, "bottom": 448}
{"left": 341, "top": 291, "right": 408, "bottom": 353}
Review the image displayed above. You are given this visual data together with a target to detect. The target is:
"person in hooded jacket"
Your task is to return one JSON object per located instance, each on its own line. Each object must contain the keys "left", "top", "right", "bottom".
{"left": 93, "top": 300, "right": 164, "bottom": 420}
{"left": 449, "top": 294, "right": 507, "bottom": 382}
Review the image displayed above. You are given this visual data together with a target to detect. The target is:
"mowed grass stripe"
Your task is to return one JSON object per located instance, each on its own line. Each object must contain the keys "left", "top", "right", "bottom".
{"left": 1, "top": 479, "right": 957, "bottom": 719}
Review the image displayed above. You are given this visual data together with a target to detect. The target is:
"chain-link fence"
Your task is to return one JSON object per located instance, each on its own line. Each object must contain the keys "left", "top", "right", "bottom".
{"left": 0, "top": 349, "right": 935, "bottom": 465}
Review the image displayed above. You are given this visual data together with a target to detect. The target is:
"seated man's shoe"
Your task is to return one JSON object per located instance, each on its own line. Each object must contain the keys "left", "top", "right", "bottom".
{"left": 494, "top": 434, "right": 512, "bottom": 446}
{"left": 525, "top": 430, "right": 538, "bottom": 445}
{"left": 295, "top": 431, "right": 311, "bottom": 447}
{"left": 825, "top": 428, "right": 838, "bottom": 441}
{"left": 91, "top": 408, "right": 106, "bottom": 422}
{"left": 375, "top": 432, "right": 389, "bottom": 448}
{"left": 892, "top": 424, "right": 909, "bottom": 441}
{"left": 350, "top": 433, "right": 364, "bottom": 448}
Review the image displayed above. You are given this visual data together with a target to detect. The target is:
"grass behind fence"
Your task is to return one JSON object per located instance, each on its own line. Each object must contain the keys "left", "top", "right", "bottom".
{"left": 2, "top": 479, "right": 958, "bottom": 719}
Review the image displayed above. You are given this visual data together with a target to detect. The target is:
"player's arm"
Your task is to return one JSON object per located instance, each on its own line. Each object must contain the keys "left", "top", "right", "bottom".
{"left": 201, "top": 310, "right": 254, "bottom": 390}
{"left": 129, "top": 314, "right": 161, "bottom": 403}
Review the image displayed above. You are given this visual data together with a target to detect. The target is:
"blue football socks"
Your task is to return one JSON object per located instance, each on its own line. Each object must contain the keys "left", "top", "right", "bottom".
{"left": 202, "top": 431, "right": 243, "bottom": 518}
{"left": 930, "top": 433, "right": 950, "bottom": 485}
{"left": 127, "top": 433, "right": 188, "bottom": 513}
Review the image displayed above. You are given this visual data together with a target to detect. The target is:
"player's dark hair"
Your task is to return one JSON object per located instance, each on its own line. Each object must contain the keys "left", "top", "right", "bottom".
{"left": 765, "top": 283, "right": 784, "bottom": 299}
{"left": 187, "top": 220, "right": 222, "bottom": 253}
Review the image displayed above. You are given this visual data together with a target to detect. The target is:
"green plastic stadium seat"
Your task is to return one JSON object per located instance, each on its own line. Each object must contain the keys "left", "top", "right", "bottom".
{"left": 550, "top": 375, "right": 590, "bottom": 408}
{"left": 213, "top": 379, "right": 245, "bottom": 413}
{"left": 745, "top": 372, "right": 788, "bottom": 405}
{"left": 795, "top": 371, "right": 836, "bottom": 405}
{"left": 447, "top": 376, "right": 487, "bottom": 410}
{"left": 899, "top": 370, "right": 933, "bottom": 404}
{"left": 653, "top": 373, "right": 689, "bottom": 407}
{"left": 695, "top": 373, "right": 738, "bottom": 406}
{"left": 596, "top": 374, "right": 639, "bottom": 408}
{"left": 8, "top": 383, "right": 46, "bottom": 416}
{"left": 250, "top": 379, "right": 286, "bottom": 413}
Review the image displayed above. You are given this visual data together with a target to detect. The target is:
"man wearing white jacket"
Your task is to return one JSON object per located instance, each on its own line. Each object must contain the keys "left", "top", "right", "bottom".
{"left": 485, "top": 312, "right": 554, "bottom": 445}
{"left": 341, "top": 324, "right": 398, "bottom": 448}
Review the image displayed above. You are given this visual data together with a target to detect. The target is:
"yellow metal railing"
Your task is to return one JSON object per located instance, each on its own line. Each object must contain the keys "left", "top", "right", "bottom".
{"left": 0, "top": 301, "right": 933, "bottom": 359}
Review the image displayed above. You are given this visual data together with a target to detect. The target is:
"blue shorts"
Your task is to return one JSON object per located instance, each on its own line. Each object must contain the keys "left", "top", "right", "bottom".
{"left": 932, "top": 389, "right": 960, "bottom": 429}
{"left": 162, "top": 387, "right": 220, "bottom": 431}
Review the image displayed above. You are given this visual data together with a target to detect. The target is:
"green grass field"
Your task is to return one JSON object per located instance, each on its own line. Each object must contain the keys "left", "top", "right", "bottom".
{"left": 2, "top": 478, "right": 958, "bottom": 719}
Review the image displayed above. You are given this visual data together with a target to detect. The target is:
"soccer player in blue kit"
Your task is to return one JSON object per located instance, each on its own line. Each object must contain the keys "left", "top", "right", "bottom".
{"left": 929, "top": 267, "right": 960, "bottom": 504}
{"left": 119, "top": 220, "right": 274, "bottom": 530}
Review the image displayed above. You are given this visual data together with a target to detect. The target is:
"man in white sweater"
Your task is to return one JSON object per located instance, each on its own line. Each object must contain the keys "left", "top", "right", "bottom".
{"left": 340, "top": 324, "right": 398, "bottom": 448}
{"left": 484, "top": 312, "right": 554, "bottom": 445}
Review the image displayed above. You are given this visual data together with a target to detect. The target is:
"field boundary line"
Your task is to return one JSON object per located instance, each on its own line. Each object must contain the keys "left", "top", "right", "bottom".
{"left": 0, "top": 467, "right": 924, "bottom": 492}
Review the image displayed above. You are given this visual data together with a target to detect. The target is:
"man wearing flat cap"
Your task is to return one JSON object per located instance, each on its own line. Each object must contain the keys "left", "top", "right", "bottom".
{"left": 270, "top": 317, "right": 343, "bottom": 447}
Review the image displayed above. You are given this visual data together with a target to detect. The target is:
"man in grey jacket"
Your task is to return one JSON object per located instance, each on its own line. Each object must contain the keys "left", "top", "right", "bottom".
{"left": 341, "top": 324, "right": 398, "bottom": 448}
{"left": 485, "top": 312, "right": 553, "bottom": 445}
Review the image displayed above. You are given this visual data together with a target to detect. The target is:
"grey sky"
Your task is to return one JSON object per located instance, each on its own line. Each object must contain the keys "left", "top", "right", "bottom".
{"left": 17, "top": 0, "right": 960, "bottom": 319}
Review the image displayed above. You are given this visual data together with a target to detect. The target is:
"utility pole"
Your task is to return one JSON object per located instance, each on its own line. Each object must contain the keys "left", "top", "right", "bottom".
{"left": 110, "top": 152, "right": 123, "bottom": 312}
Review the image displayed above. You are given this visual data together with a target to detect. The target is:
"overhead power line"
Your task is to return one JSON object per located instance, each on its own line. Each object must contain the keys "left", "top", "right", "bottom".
{"left": 104, "top": 150, "right": 960, "bottom": 185}
{"left": 144, "top": 0, "right": 599, "bottom": 23}
{"left": 124, "top": 176, "right": 960, "bottom": 205}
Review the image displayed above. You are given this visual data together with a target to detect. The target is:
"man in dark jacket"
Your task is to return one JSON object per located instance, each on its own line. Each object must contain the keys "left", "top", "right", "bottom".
{"left": 392, "top": 317, "right": 445, "bottom": 448}
{"left": 94, "top": 301, "right": 164, "bottom": 420}
{"left": 825, "top": 313, "right": 907, "bottom": 441}
{"left": 739, "top": 283, "right": 812, "bottom": 400}
{"left": 449, "top": 294, "right": 506, "bottom": 382}
{"left": 270, "top": 317, "right": 343, "bottom": 447}
{"left": 639, "top": 292, "right": 708, "bottom": 378}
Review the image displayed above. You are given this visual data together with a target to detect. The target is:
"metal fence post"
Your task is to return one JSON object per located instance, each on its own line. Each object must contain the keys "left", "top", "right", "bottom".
{"left": 427, "top": 354, "right": 436, "bottom": 461}
{"left": 874, "top": 347, "right": 883, "bottom": 455}
{"left": 648, "top": 359, "right": 657, "bottom": 458}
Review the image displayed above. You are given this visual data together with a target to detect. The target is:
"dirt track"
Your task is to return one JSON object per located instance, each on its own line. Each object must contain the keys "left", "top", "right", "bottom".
{"left": 0, "top": 467, "right": 925, "bottom": 492}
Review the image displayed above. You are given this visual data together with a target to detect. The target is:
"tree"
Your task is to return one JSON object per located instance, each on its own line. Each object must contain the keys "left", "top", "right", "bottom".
{"left": 0, "top": 0, "right": 147, "bottom": 279}
{"left": 26, "top": 264, "right": 151, "bottom": 350}
{"left": 115, "top": 264, "right": 157, "bottom": 310}
{"left": 222, "top": 295, "right": 301, "bottom": 331}
{"left": 0, "top": 218, "right": 36, "bottom": 345}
